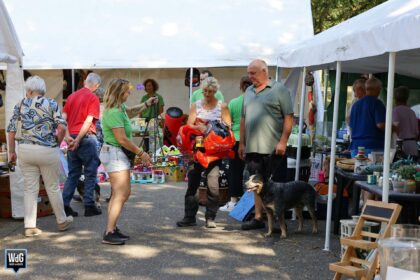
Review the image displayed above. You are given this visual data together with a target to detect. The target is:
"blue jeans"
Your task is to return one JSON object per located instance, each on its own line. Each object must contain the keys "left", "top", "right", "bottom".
{"left": 62, "top": 135, "right": 100, "bottom": 207}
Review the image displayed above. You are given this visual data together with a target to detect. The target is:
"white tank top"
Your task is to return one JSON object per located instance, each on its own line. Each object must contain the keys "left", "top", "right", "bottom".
{"left": 195, "top": 100, "right": 222, "bottom": 122}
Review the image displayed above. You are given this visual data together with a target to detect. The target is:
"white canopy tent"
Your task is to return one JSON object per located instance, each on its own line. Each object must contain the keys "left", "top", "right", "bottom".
{"left": 2, "top": 0, "right": 315, "bottom": 218}
{"left": 5, "top": 0, "right": 314, "bottom": 69}
{"left": 0, "top": 0, "right": 25, "bottom": 218}
{"left": 277, "top": 0, "right": 420, "bottom": 250}
{"left": 4, "top": 0, "right": 314, "bottom": 114}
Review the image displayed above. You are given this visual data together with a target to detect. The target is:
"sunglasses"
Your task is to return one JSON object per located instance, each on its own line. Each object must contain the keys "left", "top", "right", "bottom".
{"left": 116, "top": 78, "right": 130, "bottom": 84}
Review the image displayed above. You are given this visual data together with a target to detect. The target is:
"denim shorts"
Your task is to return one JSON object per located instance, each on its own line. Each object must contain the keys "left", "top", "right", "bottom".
{"left": 100, "top": 144, "right": 130, "bottom": 173}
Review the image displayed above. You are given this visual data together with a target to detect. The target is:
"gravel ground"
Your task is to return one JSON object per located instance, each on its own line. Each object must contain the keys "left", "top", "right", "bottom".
{"left": 0, "top": 182, "right": 341, "bottom": 280}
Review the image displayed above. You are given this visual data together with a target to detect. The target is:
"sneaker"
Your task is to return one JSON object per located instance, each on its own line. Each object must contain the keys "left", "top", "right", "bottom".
{"left": 64, "top": 206, "right": 78, "bottom": 217}
{"left": 84, "top": 205, "right": 102, "bottom": 217}
{"left": 176, "top": 217, "right": 197, "bottom": 227}
{"left": 58, "top": 216, "right": 74, "bottom": 231}
{"left": 205, "top": 219, "right": 216, "bottom": 228}
{"left": 24, "top": 228, "right": 43, "bottom": 237}
{"left": 241, "top": 219, "right": 265, "bottom": 230}
{"left": 102, "top": 231, "right": 125, "bottom": 245}
{"left": 115, "top": 227, "right": 130, "bottom": 241}
{"left": 219, "top": 201, "right": 237, "bottom": 212}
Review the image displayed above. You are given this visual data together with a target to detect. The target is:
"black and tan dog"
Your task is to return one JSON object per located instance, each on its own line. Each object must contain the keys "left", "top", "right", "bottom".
{"left": 245, "top": 174, "right": 318, "bottom": 238}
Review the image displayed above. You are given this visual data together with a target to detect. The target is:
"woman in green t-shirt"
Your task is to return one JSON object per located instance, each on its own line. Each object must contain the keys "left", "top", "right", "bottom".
{"left": 140, "top": 78, "right": 165, "bottom": 120}
{"left": 100, "top": 78, "right": 156, "bottom": 245}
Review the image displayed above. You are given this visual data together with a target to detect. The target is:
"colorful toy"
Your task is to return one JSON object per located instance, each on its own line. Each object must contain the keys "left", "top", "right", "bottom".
{"left": 152, "top": 169, "right": 165, "bottom": 183}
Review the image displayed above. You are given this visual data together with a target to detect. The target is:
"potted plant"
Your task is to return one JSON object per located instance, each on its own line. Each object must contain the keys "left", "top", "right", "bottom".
{"left": 396, "top": 165, "right": 416, "bottom": 193}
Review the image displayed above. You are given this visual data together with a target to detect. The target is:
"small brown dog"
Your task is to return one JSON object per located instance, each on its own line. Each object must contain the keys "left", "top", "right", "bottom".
{"left": 246, "top": 174, "right": 318, "bottom": 238}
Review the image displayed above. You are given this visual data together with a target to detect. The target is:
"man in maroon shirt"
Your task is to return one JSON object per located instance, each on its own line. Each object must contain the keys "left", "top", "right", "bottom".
{"left": 62, "top": 73, "right": 102, "bottom": 217}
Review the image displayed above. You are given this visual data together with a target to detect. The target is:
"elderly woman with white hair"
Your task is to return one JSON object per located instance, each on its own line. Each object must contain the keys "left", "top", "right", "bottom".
{"left": 177, "top": 77, "right": 231, "bottom": 229}
{"left": 7, "top": 76, "right": 73, "bottom": 237}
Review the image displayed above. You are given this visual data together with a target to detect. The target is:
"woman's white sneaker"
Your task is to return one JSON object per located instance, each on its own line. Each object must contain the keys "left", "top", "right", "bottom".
{"left": 219, "top": 201, "right": 237, "bottom": 212}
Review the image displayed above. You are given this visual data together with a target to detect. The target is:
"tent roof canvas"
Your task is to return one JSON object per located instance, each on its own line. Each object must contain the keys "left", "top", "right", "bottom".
{"left": 0, "top": 0, "right": 23, "bottom": 64}
{"left": 278, "top": 0, "right": 420, "bottom": 79}
{"left": 4, "top": 0, "right": 314, "bottom": 69}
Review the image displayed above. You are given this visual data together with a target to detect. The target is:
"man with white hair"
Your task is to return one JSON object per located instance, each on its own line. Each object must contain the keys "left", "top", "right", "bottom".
{"left": 239, "top": 59, "right": 294, "bottom": 230}
{"left": 62, "top": 73, "right": 102, "bottom": 217}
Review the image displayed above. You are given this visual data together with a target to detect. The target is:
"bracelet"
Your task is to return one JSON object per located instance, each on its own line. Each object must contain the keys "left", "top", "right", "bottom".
{"left": 136, "top": 150, "right": 144, "bottom": 157}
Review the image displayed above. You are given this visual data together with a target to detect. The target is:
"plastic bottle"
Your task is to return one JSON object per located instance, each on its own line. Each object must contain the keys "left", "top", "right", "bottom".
{"left": 318, "top": 170, "right": 325, "bottom": 182}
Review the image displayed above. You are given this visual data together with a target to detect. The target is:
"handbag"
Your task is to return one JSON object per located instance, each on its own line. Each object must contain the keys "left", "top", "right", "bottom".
{"left": 14, "top": 99, "right": 25, "bottom": 141}
{"left": 121, "top": 146, "right": 136, "bottom": 167}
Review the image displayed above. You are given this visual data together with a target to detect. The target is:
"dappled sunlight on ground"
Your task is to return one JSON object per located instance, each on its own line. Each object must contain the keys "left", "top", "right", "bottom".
{"left": 0, "top": 182, "right": 340, "bottom": 280}
{"left": 105, "top": 245, "right": 161, "bottom": 259}
{"left": 184, "top": 248, "right": 225, "bottom": 262}
{"left": 132, "top": 201, "right": 154, "bottom": 209}
{"left": 162, "top": 267, "right": 205, "bottom": 276}
{"left": 232, "top": 244, "right": 276, "bottom": 256}
{"left": 236, "top": 264, "right": 278, "bottom": 274}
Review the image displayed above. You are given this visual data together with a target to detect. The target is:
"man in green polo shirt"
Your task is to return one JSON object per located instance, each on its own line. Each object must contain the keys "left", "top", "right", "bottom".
{"left": 190, "top": 70, "right": 224, "bottom": 103}
{"left": 239, "top": 59, "right": 294, "bottom": 230}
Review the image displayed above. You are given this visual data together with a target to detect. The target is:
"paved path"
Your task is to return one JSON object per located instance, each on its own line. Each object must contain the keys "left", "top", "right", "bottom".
{"left": 0, "top": 182, "right": 340, "bottom": 279}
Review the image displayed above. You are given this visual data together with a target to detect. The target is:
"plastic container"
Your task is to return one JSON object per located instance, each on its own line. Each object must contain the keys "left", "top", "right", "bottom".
{"left": 152, "top": 169, "right": 165, "bottom": 184}
{"left": 318, "top": 170, "right": 325, "bottom": 182}
{"left": 391, "top": 224, "right": 420, "bottom": 239}
{"left": 378, "top": 237, "right": 420, "bottom": 279}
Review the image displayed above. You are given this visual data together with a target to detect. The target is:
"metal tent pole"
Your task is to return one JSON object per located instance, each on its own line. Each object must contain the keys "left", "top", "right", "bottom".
{"left": 295, "top": 67, "right": 306, "bottom": 181}
{"left": 324, "top": 61, "right": 341, "bottom": 251}
{"left": 321, "top": 70, "right": 329, "bottom": 137}
{"left": 382, "top": 52, "right": 396, "bottom": 203}
{"left": 189, "top": 67, "right": 193, "bottom": 107}
{"left": 71, "top": 69, "right": 75, "bottom": 92}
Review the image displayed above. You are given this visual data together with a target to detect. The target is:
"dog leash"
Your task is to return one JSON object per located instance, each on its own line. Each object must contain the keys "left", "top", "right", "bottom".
{"left": 267, "top": 150, "right": 287, "bottom": 181}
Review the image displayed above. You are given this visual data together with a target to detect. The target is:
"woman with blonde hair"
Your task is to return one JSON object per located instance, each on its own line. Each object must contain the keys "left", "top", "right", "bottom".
{"left": 100, "top": 78, "right": 155, "bottom": 245}
{"left": 7, "top": 76, "right": 73, "bottom": 237}
{"left": 177, "top": 77, "right": 231, "bottom": 228}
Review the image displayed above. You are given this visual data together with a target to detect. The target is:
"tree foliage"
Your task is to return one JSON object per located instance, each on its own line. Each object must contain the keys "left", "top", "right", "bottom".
{"left": 312, "top": 0, "right": 387, "bottom": 34}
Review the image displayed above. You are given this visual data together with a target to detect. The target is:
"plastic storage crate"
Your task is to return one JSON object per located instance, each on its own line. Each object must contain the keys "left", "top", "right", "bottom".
{"left": 340, "top": 219, "right": 380, "bottom": 256}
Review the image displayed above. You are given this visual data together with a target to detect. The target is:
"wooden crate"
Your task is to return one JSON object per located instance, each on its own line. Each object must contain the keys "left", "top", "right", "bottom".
{"left": 0, "top": 176, "right": 53, "bottom": 218}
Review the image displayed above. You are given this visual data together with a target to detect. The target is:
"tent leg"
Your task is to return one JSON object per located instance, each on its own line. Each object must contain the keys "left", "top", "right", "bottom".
{"left": 293, "top": 67, "right": 307, "bottom": 221}
{"left": 71, "top": 69, "right": 75, "bottom": 93}
{"left": 295, "top": 67, "right": 306, "bottom": 181}
{"left": 189, "top": 67, "right": 193, "bottom": 107}
{"left": 382, "top": 52, "right": 396, "bottom": 203}
{"left": 321, "top": 70, "right": 329, "bottom": 137}
{"left": 323, "top": 61, "right": 341, "bottom": 251}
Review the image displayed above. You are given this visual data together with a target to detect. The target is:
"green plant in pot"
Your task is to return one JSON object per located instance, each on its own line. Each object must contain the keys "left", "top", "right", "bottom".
{"left": 396, "top": 165, "right": 416, "bottom": 192}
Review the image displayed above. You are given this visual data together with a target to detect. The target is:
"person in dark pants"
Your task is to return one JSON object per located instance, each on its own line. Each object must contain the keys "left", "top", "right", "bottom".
{"left": 62, "top": 73, "right": 102, "bottom": 217}
{"left": 176, "top": 77, "right": 231, "bottom": 228}
{"left": 239, "top": 59, "right": 294, "bottom": 230}
{"left": 183, "top": 160, "right": 222, "bottom": 222}
{"left": 219, "top": 76, "right": 252, "bottom": 212}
